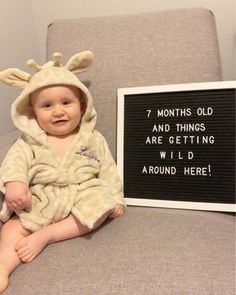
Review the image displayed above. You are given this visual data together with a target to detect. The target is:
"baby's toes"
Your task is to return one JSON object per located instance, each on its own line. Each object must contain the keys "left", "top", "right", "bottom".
{"left": 18, "top": 249, "right": 34, "bottom": 263}
{"left": 21, "top": 253, "right": 35, "bottom": 263}
{"left": 15, "top": 239, "right": 27, "bottom": 251}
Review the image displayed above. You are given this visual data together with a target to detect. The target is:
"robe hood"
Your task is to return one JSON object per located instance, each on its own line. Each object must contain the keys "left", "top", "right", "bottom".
{"left": 0, "top": 51, "right": 96, "bottom": 144}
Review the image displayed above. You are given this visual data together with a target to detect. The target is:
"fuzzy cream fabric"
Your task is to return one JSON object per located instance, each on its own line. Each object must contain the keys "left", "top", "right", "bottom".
{"left": 0, "top": 51, "right": 125, "bottom": 231}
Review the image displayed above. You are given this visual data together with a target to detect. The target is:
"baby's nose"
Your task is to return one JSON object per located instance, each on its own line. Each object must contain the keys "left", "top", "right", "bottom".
{"left": 53, "top": 105, "right": 64, "bottom": 116}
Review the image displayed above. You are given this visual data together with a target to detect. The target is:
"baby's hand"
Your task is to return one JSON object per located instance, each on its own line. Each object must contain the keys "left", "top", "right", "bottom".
{"left": 108, "top": 204, "right": 125, "bottom": 219}
{"left": 4, "top": 181, "right": 32, "bottom": 211}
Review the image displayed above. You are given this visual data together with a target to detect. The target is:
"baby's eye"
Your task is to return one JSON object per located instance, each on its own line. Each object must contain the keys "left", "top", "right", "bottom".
{"left": 62, "top": 100, "right": 71, "bottom": 106}
{"left": 42, "top": 102, "right": 52, "bottom": 109}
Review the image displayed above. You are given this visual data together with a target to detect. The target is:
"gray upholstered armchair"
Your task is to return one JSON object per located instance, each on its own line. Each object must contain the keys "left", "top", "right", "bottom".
{"left": 0, "top": 8, "right": 234, "bottom": 295}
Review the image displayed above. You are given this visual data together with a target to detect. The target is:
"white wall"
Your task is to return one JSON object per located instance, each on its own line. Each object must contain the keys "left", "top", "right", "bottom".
{"left": 0, "top": 0, "right": 39, "bottom": 136}
{"left": 0, "top": 0, "right": 235, "bottom": 136}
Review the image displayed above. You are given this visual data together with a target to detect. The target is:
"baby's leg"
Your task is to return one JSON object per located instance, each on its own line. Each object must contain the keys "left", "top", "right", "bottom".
{"left": 0, "top": 217, "right": 31, "bottom": 292}
{"left": 15, "top": 211, "right": 110, "bottom": 263}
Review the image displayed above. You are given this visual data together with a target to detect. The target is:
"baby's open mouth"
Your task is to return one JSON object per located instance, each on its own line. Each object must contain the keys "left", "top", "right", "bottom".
{"left": 53, "top": 120, "right": 68, "bottom": 124}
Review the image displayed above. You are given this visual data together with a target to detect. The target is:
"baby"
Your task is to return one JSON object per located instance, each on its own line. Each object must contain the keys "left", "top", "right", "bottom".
{"left": 0, "top": 51, "right": 125, "bottom": 292}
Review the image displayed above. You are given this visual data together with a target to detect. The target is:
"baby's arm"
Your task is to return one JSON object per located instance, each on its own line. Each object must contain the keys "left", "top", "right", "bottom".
{"left": 4, "top": 181, "right": 32, "bottom": 211}
{"left": 96, "top": 132, "right": 126, "bottom": 217}
{"left": 0, "top": 137, "right": 33, "bottom": 211}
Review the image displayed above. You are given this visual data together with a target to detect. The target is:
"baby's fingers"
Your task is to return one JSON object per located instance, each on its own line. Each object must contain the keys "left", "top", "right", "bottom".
{"left": 7, "top": 199, "right": 24, "bottom": 211}
{"left": 108, "top": 206, "right": 125, "bottom": 219}
{"left": 24, "top": 190, "right": 32, "bottom": 209}
{"left": 116, "top": 207, "right": 125, "bottom": 217}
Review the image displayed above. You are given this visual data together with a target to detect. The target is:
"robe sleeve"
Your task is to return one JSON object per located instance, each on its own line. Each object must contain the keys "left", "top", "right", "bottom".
{"left": 0, "top": 137, "right": 33, "bottom": 193}
{"left": 96, "top": 132, "right": 126, "bottom": 207}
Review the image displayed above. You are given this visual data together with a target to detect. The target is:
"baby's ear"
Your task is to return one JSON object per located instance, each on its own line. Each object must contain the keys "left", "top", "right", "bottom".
{"left": 28, "top": 108, "right": 34, "bottom": 119}
{"left": 28, "top": 102, "right": 36, "bottom": 119}
{"left": 0, "top": 68, "right": 31, "bottom": 88}
{"left": 80, "top": 98, "right": 87, "bottom": 116}
{"left": 64, "top": 51, "right": 94, "bottom": 74}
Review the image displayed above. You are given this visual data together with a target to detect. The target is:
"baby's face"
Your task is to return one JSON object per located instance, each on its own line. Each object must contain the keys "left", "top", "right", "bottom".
{"left": 30, "top": 85, "right": 84, "bottom": 137}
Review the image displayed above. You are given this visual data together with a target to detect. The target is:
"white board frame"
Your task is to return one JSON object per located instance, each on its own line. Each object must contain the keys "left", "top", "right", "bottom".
{"left": 117, "top": 81, "right": 236, "bottom": 212}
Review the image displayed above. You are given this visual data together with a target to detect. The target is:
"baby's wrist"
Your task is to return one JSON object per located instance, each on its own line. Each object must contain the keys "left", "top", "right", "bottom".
{"left": 5, "top": 181, "right": 28, "bottom": 190}
{"left": 5, "top": 181, "right": 27, "bottom": 186}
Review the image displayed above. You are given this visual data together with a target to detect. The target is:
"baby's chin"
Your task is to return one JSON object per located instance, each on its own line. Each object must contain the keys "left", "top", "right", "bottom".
{"left": 46, "top": 125, "right": 80, "bottom": 138}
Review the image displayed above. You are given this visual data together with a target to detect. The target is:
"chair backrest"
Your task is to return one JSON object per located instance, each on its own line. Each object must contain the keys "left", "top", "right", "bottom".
{"left": 47, "top": 8, "right": 222, "bottom": 158}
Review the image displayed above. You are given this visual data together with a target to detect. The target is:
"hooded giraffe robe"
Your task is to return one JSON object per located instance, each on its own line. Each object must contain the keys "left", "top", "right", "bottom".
{"left": 0, "top": 51, "right": 125, "bottom": 232}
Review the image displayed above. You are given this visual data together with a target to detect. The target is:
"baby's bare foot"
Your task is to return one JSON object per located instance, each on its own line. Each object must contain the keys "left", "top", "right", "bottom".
{"left": 15, "top": 231, "right": 50, "bottom": 263}
{"left": 0, "top": 266, "right": 9, "bottom": 293}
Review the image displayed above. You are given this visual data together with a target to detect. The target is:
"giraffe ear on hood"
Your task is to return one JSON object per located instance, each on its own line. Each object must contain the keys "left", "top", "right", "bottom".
{"left": 64, "top": 51, "right": 94, "bottom": 74}
{"left": 0, "top": 68, "right": 31, "bottom": 89}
